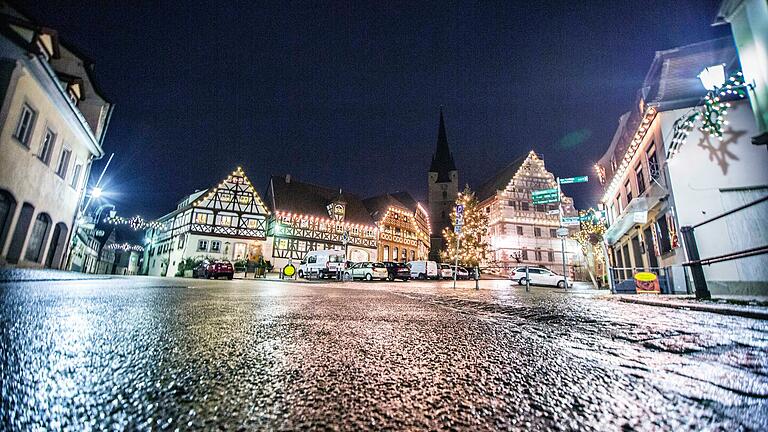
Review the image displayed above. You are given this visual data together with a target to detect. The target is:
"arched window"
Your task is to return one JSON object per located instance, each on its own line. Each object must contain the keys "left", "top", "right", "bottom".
{"left": 45, "top": 222, "right": 68, "bottom": 268}
{"left": 25, "top": 213, "right": 51, "bottom": 263}
{"left": 442, "top": 191, "right": 447, "bottom": 200}
{"left": 0, "top": 189, "right": 16, "bottom": 251}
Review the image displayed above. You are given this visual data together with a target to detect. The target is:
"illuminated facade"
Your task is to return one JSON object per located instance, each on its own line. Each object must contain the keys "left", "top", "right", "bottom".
{"left": 596, "top": 38, "right": 768, "bottom": 294}
{"left": 265, "top": 175, "right": 378, "bottom": 269}
{"left": 143, "top": 167, "right": 270, "bottom": 276}
{"left": 476, "top": 151, "right": 580, "bottom": 275}
{"left": 0, "top": 5, "right": 112, "bottom": 268}
{"left": 363, "top": 192, "right": 430, "bottom": 262}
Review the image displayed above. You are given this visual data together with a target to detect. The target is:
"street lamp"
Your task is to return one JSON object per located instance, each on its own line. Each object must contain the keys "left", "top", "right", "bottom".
{"left": 91, "top": 186, "right": 103, "bottom": 198}
{"left": 698, "top": 64, "right": 726, "bottom": 90}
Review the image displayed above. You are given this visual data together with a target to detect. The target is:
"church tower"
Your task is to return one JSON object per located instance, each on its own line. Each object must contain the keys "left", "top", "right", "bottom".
{"left": 428, "top": 108, "right": 458, "bottom": 261}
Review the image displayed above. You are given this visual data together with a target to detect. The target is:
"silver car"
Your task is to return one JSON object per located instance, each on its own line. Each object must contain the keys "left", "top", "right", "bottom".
{"left": 344, "top": 262, "right": 389, "bottom": 281}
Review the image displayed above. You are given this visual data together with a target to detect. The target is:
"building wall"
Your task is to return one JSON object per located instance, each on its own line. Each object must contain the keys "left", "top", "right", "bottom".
{"left": 428, "top": 170, "right": 458, "bottom": 260}
{"left": 662, "top": 100, "right": 768, "bottom": 294}
{"left": 0, "top": 56, "right": 95, "bottom": 267}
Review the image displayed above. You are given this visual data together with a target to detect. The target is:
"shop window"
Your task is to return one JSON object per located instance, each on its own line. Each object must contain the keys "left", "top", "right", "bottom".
{"left": 516, "top": 226, "right": 523, "bottom": 235}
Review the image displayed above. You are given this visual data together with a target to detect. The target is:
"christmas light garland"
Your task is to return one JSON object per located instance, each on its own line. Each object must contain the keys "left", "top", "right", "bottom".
{"left": 104, "top": 243, "right": 145, "bottom": 252}
{"left": 106, "top": 215, "right": 163, "bottom": 230}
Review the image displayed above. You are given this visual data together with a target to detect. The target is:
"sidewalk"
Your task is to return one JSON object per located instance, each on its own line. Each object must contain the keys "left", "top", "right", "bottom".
{"left": 615, "top": 294, "right": 768, "bottom": 320}
{"left": 0, "top": 268, "right": 112, "bottom": 283}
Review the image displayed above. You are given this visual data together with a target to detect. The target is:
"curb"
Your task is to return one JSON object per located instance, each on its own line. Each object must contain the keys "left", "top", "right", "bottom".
{"left": 617, "top": 297, "right": 768, "bottom": 320}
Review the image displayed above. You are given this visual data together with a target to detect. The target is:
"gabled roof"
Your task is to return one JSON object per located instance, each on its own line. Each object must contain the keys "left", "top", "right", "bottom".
{"left": 363, "top": 192, "right": 420, "bottom": 220}
{"left": 476, "top": 153, "right": 530, "bottom": 202}
{"left": 269, "top": 175, "right": 375, "bottom": 226}
{"left": 429, "top": 109, "right": 457, "bottom": 182}
{"left": 193, "top": 167, "right": 270, "bottom": 215}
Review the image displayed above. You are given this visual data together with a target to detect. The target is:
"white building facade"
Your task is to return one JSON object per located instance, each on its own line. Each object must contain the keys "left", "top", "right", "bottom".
{"left": 0, "top": 6, "right": 112, "bottom": 268}
{"left": 597, "top": 38, "right": 768, "bottom": 295}
{"left": 143, "top": 167, "right": 270, "bottom": 277}
{"left": 477, "top": 151, "right": 582, "bottom": 278}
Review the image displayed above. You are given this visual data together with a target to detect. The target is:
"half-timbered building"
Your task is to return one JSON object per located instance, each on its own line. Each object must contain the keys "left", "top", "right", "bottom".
{"left": 143, "top": 167, "right": 270, "bottom": 276}
{"left": 265, "top": 175, "right": 378, "bottom": 269}
{"left": 363, "top": 192, "right": 430, "bottom": 262}
{"left": 476, "top": 151, "right": 582, "bottom": 276}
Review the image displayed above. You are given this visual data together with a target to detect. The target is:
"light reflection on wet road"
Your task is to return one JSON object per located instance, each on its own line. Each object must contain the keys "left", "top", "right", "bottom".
{"left": 1, "top": 277, "right": 766, "bottom": 430}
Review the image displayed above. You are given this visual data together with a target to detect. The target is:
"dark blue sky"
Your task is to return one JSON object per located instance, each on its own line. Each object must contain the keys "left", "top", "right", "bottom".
{"left": 20, "top": 0, "right": 729, "bottom": 218}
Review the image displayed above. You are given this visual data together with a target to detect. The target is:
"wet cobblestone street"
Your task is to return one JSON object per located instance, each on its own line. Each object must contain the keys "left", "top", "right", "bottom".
{"left": 1, "top": 277, "right": 766, "bottom": 430}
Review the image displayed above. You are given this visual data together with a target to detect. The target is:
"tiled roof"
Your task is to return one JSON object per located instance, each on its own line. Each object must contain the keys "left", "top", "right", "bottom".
{"left": 269, "top": 175, "right": 375, "bottom": 226}
{"left": 429, "top": 109, "right": 457, "bottom": 182}
{"left": 475, "top": 153, "right": 529, "bottom": 203}
{"left": 363, "top": 192, "right": 420, "bottom": 220}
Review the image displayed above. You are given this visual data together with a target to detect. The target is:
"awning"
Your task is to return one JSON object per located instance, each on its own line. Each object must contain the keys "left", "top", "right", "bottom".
{"left": 606, "top": 182, "right": 667, "bottom": 245}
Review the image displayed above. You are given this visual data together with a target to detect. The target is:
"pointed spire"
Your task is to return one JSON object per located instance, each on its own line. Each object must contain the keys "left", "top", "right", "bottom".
{"left": 430, "top": 107, "right": 457, "bottom": 182}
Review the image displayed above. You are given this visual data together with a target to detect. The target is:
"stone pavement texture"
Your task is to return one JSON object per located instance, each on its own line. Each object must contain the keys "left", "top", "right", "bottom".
{"left": 1, "top": 275, "right": 767, "bottom": 430}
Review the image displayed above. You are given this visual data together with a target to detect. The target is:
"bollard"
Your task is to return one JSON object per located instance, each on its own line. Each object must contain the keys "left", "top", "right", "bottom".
{"left": 525, "top": 265, "right": 530, "bottom": 292}
{"left": 680, "top": 226, "right": 711, "bottom": 300}
{"left": 474, "top": 266, "right": 480, "bottom": 290}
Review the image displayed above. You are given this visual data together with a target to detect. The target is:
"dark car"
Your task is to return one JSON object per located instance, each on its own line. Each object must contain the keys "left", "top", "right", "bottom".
{"left": 193, "top": 260, "right": 234, "bottom": 280}
{"left": 382, "top": 261, "right": 410, "bottom": 281}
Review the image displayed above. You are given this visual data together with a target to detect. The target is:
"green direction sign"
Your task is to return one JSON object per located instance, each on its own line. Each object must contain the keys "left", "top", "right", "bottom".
{"left": 532, "top": 188, "right": 558, "bottom": 197}
{"left": 562, "top": 216, "right": 581, "bottom": 225}
{"left": 559, "top": 176, "right": 588, "bottom": 185}
{"left": 533, "top": 197, "right": 559, "bottom": 205}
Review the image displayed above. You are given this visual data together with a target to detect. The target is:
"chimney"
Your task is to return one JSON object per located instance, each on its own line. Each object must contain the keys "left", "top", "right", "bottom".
{"left": 285, "top": 174, "right": 291, "bottom": 183}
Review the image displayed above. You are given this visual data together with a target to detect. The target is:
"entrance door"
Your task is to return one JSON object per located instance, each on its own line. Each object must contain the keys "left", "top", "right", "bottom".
{"left": 643, "top": 227, "right": 658, "bottom": 268}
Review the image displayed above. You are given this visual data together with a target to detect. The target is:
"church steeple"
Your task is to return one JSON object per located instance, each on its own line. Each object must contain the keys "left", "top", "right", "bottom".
{"left": 429, "top": 108, "right": 457, "bottom": 182}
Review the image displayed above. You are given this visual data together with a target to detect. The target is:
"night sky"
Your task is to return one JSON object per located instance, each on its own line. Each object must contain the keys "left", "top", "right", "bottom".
{"left": 19, "top": 0, "right": 729, "bottom": 218}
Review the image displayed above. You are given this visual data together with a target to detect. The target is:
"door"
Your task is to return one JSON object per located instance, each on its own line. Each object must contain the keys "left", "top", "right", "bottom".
{"left": 643, "top": 227, "right": 658, "bottom": 268}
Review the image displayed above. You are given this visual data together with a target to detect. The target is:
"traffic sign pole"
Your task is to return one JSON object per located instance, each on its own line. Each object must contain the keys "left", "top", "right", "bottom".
{"left": 557, "top": 177, "right": 569, "bottom": 290}
{"left": 453, "top": 205, "right": 464, "bottom": 289}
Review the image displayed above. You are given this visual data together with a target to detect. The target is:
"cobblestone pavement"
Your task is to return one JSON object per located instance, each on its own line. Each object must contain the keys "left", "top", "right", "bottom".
{"left": 1, "top": 276, "right": 766, "bottom": 430}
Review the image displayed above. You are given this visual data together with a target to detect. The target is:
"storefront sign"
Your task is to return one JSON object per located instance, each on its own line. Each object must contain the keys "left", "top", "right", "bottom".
{"left": 634, "top": 272, "right": 660, "bottom": 294}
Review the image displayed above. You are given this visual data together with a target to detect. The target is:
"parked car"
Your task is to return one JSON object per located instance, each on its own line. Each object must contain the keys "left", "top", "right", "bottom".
{"left": 450, "top": 265, "right": 470, "bottom": 280}
{"left": 407, "top": 260, "right": 439, "bottom": 280}
{"left": 509, "top": 266, "right": 567, "bottom": 288}
{"left": 344, "top": 262, "right": 389, "bottom": 281}
{"left": 194, "top": 260, "right": 234, "bottom": 280}
{"left": 439, "top": 263, "right": 453, "bottom": 279}
{"left": 299, "top": 250, "right": 346, "bottom": 279}
{"left": 382, "top": 262, "right": 410, "bottom": 281}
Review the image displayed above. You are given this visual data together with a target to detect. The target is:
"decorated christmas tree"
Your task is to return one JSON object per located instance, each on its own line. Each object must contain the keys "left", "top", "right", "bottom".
{"left": 570, "top": 208, "right": 608, "bottom": 287}
{"left": 441, "top": 186, "right": 489, "bottom": 268}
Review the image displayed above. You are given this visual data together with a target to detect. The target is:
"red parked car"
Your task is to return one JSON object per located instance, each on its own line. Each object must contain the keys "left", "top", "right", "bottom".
{"left": 193, "top": 260, "right": 234, "bottom": 280}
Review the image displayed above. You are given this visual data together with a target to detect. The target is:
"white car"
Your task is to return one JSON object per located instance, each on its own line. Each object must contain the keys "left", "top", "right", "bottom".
{"left": 344, "top": 262, "right": 389, "bottom": 281}
{"left": 439, "top": 263, "right": 453, "bottom": 279}
{"left": 509, "top": 266, "right": 568, "bottom": 288}
{"left": 450, "top": 265, "right": 470, "bottom": 280}
{"left": 299, "top": 250, "right": 346, "bottom": 279}
{"left": 407, "top": 260, "right": 439, "bottom": 280}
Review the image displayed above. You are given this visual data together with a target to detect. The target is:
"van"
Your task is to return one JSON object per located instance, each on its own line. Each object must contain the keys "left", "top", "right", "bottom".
{"left": 407, "top": 260, "right": 439, "bottom": 280}
{"left": 299, "top": 250, "right": 346, "bottom": 279}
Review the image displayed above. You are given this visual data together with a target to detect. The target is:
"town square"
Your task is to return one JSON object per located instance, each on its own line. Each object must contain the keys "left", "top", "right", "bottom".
{"left": 0, "top": 0, "right": 767, "bottom": 430}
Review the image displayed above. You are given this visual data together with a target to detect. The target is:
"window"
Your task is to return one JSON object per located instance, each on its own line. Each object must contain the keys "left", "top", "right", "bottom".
{"left": 624, "top": 180, "right": 632, "bottom": 204}
{"left": 521, "top": 249, "right": 528, "bottom": 260}
{"left": 393, "top": 247, "right": 399, "bottom": 262}
{"left": 516, "top": 226, "right": 523, "bottom": 235}
{"left": 411, "top": 250, "right": 415, "bottom": 261}
{"left": 521, "top": 202, "right": 529, "bottom": 211}
{"left": 647, "top": 144, "right": 660, "bottom": 181}
{"left": 547, "top": 251, "right": 554, "bottom": 262}
{"left": 508, "top": 200, "right": 516, "bottom": 209}
{"left": 550, "top": 228, "right": 557, "bottom": 238}
{"left": 535, "top": 249, "right": 542, "bottom": 261}
{"left": 616, "top": 194, "right": 623, "bottom": 214}
{"left": 217, "top": 215, "right": 234, "bottom": 227}
{"left": 194, "top": 212, "right": 210, "bottom": 224}
{"left": 535, "top": 204, "right": 545, "bottom": 212}
{"left": 238, "top": 193, "right": 252, "bottom": 205}
{"left": 534, "top": 227, "right": 541, "bottom": 237}
{"left": 56, "top": 148, "right": 71, "bottom": 179}
{"left": 211, "top": 241, "right": 221, "bottom": 252}
{"left": 219, "top": 191, "right": 233, "bottom": 202}
{"left": 384, "top": 245, "right": 389, "bottom": 261}
{"left": 14, "top": 104, "right": 36, "bottom": 146}
{"left": 442, "top": 191, "right": 447, "bottom": 200}
{"left": 246, "top": 218, "right": 259, "bottom": 229}
{"left": 635, "top": 163, "right": 646, "bottom": 195}
{"left": 38, "top": 129, "right": 55, "bottom": 164}
{"left": 24, "top": 213, "right": 50, "bottom": 262}
{"left": 70, "top": 162, "right": 82, "bottom": 189}
{"left": 178, "top": 235, "right": 185, "bottom": 249}
{"left": 197, "top": 240, "right": 208, "bottom": 251}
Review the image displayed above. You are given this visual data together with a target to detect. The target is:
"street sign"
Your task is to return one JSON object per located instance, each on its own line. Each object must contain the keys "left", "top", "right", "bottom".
{"left": 533, "top": 196, "right": 559, "bottom": 205}
{"left": 456, "top": 204, "right": 464, "bottom": 215}
{"left": 454, "top": 225, "right": 462, "bottom": 234}
{"left": 562, "top": 216, "right": 581, "bottom": 225}
{"left": 547, "top": 209, "right": 561, "bottom": 215}
{"left": 556, "top": 227, "right": 570, "bottom": 237}
{"left": 531, "top": 188, "right": 558, "bottom": 197}
{"left": 559, "top": 176, "right": 588, "bottom": 184}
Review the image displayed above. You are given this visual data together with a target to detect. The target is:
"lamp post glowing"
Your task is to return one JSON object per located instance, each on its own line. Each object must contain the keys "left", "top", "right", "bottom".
{"left": 698, "top": 64, "right": 726, "bottom": 90}
{"left": 91, "top": 186, "right": 103, "bottom": 198}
